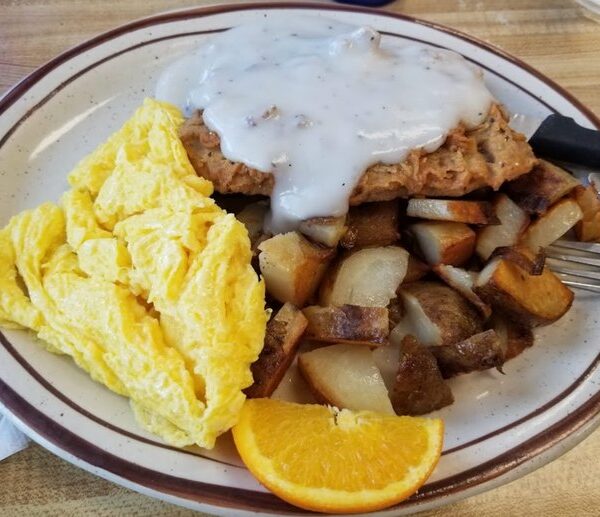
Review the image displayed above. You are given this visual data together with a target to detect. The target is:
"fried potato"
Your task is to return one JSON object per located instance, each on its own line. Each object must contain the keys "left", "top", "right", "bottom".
{"left": 402, "top": 254, "right": 430, "bottom": 284}
{"left": 572, "top": 184, "right": 600, "bottom": 242}
{"left": 399, "top": 281, "right": 484, "bottom": 347}
{"left": 476, "top": 193, "right": 529, "bottom": 260}
{"left": 407, "top": 198, "right": 499, "bottom": 225}
{"left": 299, "top": 215, "right": 347, "bottom": 247}
{"left": 302, "top": 305, "right": 389, "bottom": 346}
{"left": 390, "top": 335, "right": 454, "bottom": 416}
{"left": 430, "top": 329, "right": 504, "bottom": 378}
{"left": 489, "top": 245, "right": 545, "bottom": 275}
{"left": 387, "top": 297, "right": 404, "bottom": 329}
{"left": 475, "top": 257, "right": 574, "bottom": 327}
{"left": 521, "top": 198, "right": 583, "bottom": 250}
{"left": 506, "top": 159, "right": 580, "bottom": 214}
{"left": 432, "top": 264, "right": 491, "bottom": 318}
{"left": 340, "top": 200, "right": 400, "bottom": 249}
{"left": 258, "top": 232, "right": 335, "bottom": 306}
{"left": 490, "top": 315, "right": 535, "bottom": 361}
{"left": 411, "top": 221, "right": 476, "bottom": 266}
{"left": 298, "top": 344, "right": 394, "bottom": 414}
{"left": 236, "top": 200, "right": 269, "bottom": 250}
{"left": 371, "top": 344, "right": 400, "bottom": 392}
{"left": 320, "top": 246, "right": 409, "bottom": 307}
{"left": 245, "top": 303, "right": 308, "bottom": 398}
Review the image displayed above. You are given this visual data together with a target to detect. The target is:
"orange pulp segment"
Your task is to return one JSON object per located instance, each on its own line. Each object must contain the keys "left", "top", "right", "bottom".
{"left": 232, "top": 398, "right": 444, "bottom": 514}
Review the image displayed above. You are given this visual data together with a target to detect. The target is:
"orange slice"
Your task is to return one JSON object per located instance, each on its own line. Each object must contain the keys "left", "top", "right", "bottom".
{"left": 232, "top": 399, "right": 444, "bottom": 513}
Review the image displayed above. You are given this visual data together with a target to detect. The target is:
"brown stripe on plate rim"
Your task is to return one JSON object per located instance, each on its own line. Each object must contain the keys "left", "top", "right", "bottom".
{"left": 443, "top": 349, "right": 600, "bottom": 455}
{"left": 2, "top": 371, "right": 599, "bottom": 513}
{"left": 0, "top": 29, "right": 227, "bottom": 150}
{"left": 0, "top": 2, "right": 598, "bottom": 127}
{"left": 0, "top": 1, "right": 599, "bottom": 513}
{"left": 2, "top": 324, "right": 599, "bottom": 464}
{"left": 0, "top": 378, "right": 300, "bottom": 515}
{"left": 0, "top": 16, "right": 586, "bottom": 150}
{"left": 411, "top": 389, "right": 600, "bottom": 504}
{"left": 0, "top": 1, "right": 598, "bottom": 458}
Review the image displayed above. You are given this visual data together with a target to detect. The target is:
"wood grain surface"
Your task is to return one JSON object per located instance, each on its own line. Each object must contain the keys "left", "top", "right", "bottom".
{"left": 1, "top": 1, "right": 599, "bottom": 516}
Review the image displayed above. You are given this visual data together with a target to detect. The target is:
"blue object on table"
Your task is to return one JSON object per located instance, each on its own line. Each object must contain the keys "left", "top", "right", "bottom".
{"left": 335, "top": 0, "right": 396, "bottom": 6}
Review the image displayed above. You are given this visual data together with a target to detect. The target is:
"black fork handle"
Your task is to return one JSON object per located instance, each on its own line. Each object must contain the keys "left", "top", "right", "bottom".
{"left": 529, "top": 114, "right": 600, "bottom": 169}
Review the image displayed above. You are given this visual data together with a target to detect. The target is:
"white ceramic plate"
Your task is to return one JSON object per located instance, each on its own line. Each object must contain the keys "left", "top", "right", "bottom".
{"left": 1, "top": 3, "right": 599, "bottom": 516}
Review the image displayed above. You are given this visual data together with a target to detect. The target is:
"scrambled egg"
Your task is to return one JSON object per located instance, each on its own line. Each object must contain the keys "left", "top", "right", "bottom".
{"left": 0, "top": 99, "right": 268, "bottom": 449}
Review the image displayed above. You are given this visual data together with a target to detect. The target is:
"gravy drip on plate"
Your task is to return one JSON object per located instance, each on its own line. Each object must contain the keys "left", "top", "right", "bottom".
{"left": 156, "top": 16, "right": 493, "bottom": 232}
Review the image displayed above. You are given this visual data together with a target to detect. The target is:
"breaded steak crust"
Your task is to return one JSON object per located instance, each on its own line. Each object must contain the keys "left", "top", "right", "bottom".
{"left": 180, "top": 104, "right": 536, "bottom": 204}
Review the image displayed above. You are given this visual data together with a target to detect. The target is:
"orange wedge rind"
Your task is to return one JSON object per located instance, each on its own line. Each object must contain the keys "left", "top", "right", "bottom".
{"left": 232, "top": 398, "right": 444, "bottom": 514}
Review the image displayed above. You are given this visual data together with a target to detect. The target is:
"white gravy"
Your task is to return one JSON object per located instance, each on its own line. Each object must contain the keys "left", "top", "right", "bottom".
{"left": 156, "top": 15, "right": 493, "bottom": 232}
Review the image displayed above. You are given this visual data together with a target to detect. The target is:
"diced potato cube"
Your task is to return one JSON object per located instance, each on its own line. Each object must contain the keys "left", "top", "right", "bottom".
{"left": 572, "top": 184, "right": 600, "bottom": 242}
{"left": 506, "top": 159, "right": 580, "bottom": 214}
{"left": 258, "top": 232, "right": 334, "bottom": 306}
{"left": 320, "top": 246, "right": 409, "bottom": 307}
{"left": 411, "top": 221, "right": 476, "bottom": 266}
{"left": 430, "top": 329, "right": 504, "bottom": 378}
{"left": 245, "top": 303, "right": 308, "bottom": 398}
{"left": 298, "top": 344, "right": 394, "bottom": 414}
{"left": 302, "top": 305, "right": 389, "bottom": 346}
{"left": 340, "top": 201, "right": 400, "bottom": 248}
{"left": 299, "top": 216, "right": 347, "bottom": 247}
{"left": 476, "top": 193, "right": 529, "bottom": 260}
{"left": 475, "top": 257, "right": 574, "bottom": 327}
{"left": 390, "top": 336, "right": 454, "bottom": 416}
{"left": 520, "top": 198, "right": 583, "bottom": 250}
{"left": 407, "top": 198, "right": 498, "bottom": 225}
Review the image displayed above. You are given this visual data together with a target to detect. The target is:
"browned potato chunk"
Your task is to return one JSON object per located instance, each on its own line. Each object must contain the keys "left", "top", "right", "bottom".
{"left": 399, "top": 281, "right": 484, "bottom": 347}
{"left": 432, "top": 264, "right": 491, "bottom": 318}
{"left": 521, "top": 198, "right": 583, "bottom": 250}
{"left": 506, "top": 159, "right": 580, "bottom": 214}
{"left": 387, "top": 297, "right": 404, "bottom": 329}
{"left": 489, "top": 245, "right": 545, "bottom": 275}
{"left": 258, "top": 232, "right": 335, "bottom": 306}
{"left": 407, "top": 198, "right": 499, "bottom": 225}
{"left": 298, "top": 344, "right": 394, "bottom": 414}
{"left": 430, "top": 329, "right": 504, "bottom": 378}
{"left": 320, "top": 246, "right": 409, "bottom": 307}
{"left": 236, "top": 201, "right": 268, "bottom": 249}
{"left": 476, "top": 193, "right": 530, "bottom": 260}
{"left": 299, "top": 216, "right": 347, "bottom": 247}
{"left": 576, "top": 220, "right": 600, "bottom": 243}
{"left": 390, "top": 335, "right": 454, "bottom": 416}
{"left": 490, "top": 315, "right": 535, "bottom": 361}
{"left": 244, "top": 303, "right": 308, "bottom": 398}
{"left": 402, "top": 254, "right": 430, "bottom": 284}
{"left": 340, "top": 200, "right": 400, "bottom": 249}
{"left": 475, "top": 257, "right": 574, "bottom": 327}
{"left": 302, "top": 305, "right": 389, "bottom": 346}
{"left": 572, "top": 184, "right": 600, "bottom": 242}
{"left": 411, "top": 221, "right": 476, "bottom": 266}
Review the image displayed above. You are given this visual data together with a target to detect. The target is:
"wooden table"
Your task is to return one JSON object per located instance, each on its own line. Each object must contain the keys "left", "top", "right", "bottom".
{"left": 1, "top": 1, "right": 599, "bottom": 515}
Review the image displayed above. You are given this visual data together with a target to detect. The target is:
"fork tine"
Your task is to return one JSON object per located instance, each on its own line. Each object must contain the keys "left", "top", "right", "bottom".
{"left": 558, "top": 278, "right": 600, "bottom": 294}
{"left": 545, "top": 250, "right": 600, "bottom": 268}
{"left": 533, "top": 240, "right": 600, "bottom": 294}
{"left": 551, "top": 240, "right": 600, "bottom": 254}
{"left": 545, "top": 241, "right": 600, "bottom": 294}
{"left": 549, "top": 264, "right": 600, "bottom": 281}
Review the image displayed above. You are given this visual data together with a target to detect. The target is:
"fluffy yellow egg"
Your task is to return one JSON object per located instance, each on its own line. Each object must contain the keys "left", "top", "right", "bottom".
{"left": 0, "top": 99, "right": 268, "bottom": 449}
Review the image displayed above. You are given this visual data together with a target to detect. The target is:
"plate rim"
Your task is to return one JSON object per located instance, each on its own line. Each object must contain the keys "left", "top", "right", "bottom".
{"left": 2, "top": 2, "right": 599, "bottom": 127}
{"left": 3, "top": 374, "right": 600, "bottom": 517}
{"left": 1, "top": 2, "right": 599, "bottom": 515}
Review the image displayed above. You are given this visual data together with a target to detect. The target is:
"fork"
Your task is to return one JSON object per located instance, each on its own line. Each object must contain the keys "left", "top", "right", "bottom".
{"left": 546, "top": 240, "right": 600, "bottom": 293}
